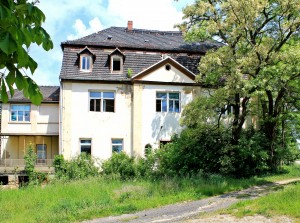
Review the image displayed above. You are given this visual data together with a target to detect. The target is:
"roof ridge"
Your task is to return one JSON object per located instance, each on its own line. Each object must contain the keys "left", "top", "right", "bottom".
{"left": 111, "top": 26, "right": 182, "bottom": 35}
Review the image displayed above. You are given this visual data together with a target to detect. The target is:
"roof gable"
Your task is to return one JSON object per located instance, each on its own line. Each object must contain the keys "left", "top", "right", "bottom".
{"left": 132, "top": 57, "right": 195, "bottom": 83}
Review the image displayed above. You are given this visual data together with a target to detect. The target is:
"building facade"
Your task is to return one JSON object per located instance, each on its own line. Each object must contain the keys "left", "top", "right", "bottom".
{"left": 1, "top": 21, "right": 220, "bottom": 168}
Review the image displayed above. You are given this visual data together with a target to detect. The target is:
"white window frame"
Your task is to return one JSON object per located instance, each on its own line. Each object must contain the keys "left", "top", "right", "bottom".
{"left": 111, "top": 55, "right": 123, "bottom": 73}
{"left": 156, "top": 92, "right": 180, "bottom": 113}
{"left": 89, "top": 91, "right": 115, "bottom": 112}
{"left": 112, "top": 139, "right": 123, "bottom": 153}
{"left": 10, "top": 104, "right": 30, "bottom": 122}
{"left": 80, "top": 139, "right": 92, "bottom": 155}
{"left": 80, "top": 54, "right": 92, "bottom": 71}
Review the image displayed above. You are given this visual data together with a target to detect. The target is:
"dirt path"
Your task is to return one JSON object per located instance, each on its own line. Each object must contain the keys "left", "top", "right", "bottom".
{"left": 84, "top": 178, "right": 300, "bottom": 223}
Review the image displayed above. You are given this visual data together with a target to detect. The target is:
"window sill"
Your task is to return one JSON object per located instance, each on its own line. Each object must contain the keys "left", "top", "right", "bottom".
{"left": 79, "top": 69, "right": 92, "bottom": 72}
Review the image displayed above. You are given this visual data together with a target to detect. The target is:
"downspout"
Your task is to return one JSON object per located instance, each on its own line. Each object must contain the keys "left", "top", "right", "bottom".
{"left": 59, "top": 80, "right": 63, "bottom": 155}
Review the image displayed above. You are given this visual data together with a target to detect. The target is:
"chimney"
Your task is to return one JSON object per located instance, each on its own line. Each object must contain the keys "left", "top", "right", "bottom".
{"left": 127, "top": 21, "right": 133, "bottom": 31}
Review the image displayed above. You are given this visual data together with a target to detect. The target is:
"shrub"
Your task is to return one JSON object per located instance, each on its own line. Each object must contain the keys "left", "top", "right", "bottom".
{"left": 24, "top": 144, "right": 47, "bottom": 185}
{"left": 101, "top": 152, "right": 135, "bottom": 180}
{"left": 53, "top": 153, "right": 100, "bottom": 181}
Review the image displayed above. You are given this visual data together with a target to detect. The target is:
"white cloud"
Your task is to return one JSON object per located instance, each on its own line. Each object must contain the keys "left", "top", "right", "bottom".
{"left": 28, "top": 0, "right": 194, "bottom": 86}
{"left": 106, "top": 0, "right": 185, "bottom": 30}
{"left": 67, "top": 17, "right": 103, "bottom": 40}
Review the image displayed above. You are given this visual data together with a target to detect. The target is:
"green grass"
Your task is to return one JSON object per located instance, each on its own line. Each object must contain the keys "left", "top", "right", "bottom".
{"left": 222, "top": 164, "right": 300, "bottom": 222}
{"left": 226, "top": 182, "right": 300, "bottom": 222}
{"left": 1, "top": 164, "right": 300, "bottom": 223}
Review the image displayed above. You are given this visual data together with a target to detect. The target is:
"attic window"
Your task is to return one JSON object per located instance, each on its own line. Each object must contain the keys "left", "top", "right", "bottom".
{"left": 111, "top": 56, "right": 123, "bottom": 73}
{"left": 165, "top": 64, "right": 171, "bottom": 71}
{"left": 107, "top": 35, "right": 112, "bottom": 40}
{"left": 80, "top": 55, "right": 92, "bottom": 71}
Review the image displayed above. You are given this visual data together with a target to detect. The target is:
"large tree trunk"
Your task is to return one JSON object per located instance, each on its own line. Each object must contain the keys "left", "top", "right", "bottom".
{"left": 262, "top": 89, "right": 286, "bottom": 171}
{"left": 231, "top": 94, "right": 249, "bottom": 144}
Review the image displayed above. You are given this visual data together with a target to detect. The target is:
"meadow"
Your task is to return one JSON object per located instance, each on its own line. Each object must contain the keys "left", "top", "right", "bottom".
{"left": 1, "top": 165, "right": 300, "bottom": 223}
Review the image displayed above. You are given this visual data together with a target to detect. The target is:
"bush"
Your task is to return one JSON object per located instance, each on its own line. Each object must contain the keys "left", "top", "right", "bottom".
{"left": 101, "top": 152, "right": 135, "bottom": 180}
{"left": 24, "top": 144, "right": 47, "bottom": 186}
{"left": 53, "top": 153, "right": 100, "bottom": 181}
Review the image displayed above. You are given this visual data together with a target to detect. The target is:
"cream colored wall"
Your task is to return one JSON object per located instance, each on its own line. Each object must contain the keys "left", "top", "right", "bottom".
{"left": 1, "top": 136, "right": 59, "bottom": 159}
{"left": 137, "top": 84, "right": 197, "bottom": 153}
{"left": 1, "top": 103, "right": 59, "bottom": 135}
{"left": 60, "top": 82, "right": 132, "bottom": 160}
{"left": 141, "top": 65, "right": 194, "bottom": 83}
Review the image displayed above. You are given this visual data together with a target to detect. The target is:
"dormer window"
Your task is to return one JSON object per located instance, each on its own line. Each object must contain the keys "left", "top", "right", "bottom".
{"left": 81, "top": 55, "right": 92, "bottom": 71}
{"left": 112, "top": 56, "right": 122, "bottom": 72}
{"left": 109, "top": 48, "right": 125, "bottom": 73}
{"left": 78, "top": 47, "right": 95, "bottom": 72}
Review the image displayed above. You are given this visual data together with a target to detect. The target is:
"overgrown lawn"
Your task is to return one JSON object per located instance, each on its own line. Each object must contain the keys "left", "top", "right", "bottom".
{"left": 1, "top": 164, "right": 300, "bottom": 223}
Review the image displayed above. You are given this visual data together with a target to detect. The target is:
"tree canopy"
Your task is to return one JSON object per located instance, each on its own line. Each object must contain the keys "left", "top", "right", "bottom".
{"left": 179, "top": 0, "right": 300, "bottom": 171}
{"left": 0, "top": 0, "right": 53, "bottom": 104}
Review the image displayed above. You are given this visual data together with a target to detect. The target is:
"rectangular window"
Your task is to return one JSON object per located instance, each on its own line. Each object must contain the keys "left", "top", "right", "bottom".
{"left": 81, "top": 55, "right": 91, "bottom": 71}
{"left": 89, "top": 92, "right": 115, "bottom": 112}
{"left": 37, "top": 144, "right": 46, "bottom": 164}
{"left": 156, "top": 92, "right": 180, "bottom": 113}
{"left": 80, "top": 139, "right": 91, "bottom": 155}
{"left": 11, "top": 104, "right": 30, "bottom": 122}
{"left": 112, "top": 139, "right": 123, "bottom": 153}
{"left": 111, "top": 56, "right": 122, "bottom": 72}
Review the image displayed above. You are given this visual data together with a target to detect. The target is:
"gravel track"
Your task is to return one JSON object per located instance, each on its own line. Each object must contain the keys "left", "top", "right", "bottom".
{"left": 84, "top": 178, "right": 300, "bottom": 223}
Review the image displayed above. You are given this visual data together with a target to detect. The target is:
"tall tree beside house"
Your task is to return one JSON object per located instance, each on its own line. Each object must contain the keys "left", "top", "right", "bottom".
{"left": 0, "top": 0, "right": 53, "bottom": 104}
{"left": 179, "top": 0, "right": 300, "bottom": 170}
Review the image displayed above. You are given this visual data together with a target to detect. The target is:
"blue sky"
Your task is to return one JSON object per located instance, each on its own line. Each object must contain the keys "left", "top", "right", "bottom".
{"left": 28, "top": 0, "right": 194, "bottom": 86}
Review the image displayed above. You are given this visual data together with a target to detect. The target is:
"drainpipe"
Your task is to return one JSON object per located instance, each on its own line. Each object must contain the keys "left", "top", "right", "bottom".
{"left": 59, "top": 80, "right": 63, "bottom": 155}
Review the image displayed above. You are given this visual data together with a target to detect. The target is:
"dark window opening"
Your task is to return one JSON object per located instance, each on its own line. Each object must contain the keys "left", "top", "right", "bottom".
{"left": 81, "top": 140, "right": 91, "bottom": 155}
{"left": 0, "top": 176, "right": 9, "bottom": 185}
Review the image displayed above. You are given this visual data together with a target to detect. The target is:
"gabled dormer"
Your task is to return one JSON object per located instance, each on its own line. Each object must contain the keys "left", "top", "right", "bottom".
{"left": 78, "top": 47, "right": 96, "bottom": 72}
{"left": 109, "top": 48, "right": 125, "bottom": 73}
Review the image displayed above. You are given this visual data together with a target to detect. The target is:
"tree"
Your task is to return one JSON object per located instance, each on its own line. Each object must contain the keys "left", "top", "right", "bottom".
{"left": 179, "top": 0, "right": 300, "bottom": 170}
{"left": 0, "top": 0, "right": 53, "bottom": 104}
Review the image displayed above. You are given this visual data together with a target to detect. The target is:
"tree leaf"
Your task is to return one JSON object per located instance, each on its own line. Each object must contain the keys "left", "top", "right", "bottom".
{"left": 0, "top": 33, "right": 18, "bottom": 55}
{"left": 1, "top": 80, "right": 8, "bottom": 103}
{"left": 6, "top": 70, "right": 16, "bottom": 86}
{"left": 15, "top": 69, "right": 25, "bottom": 90}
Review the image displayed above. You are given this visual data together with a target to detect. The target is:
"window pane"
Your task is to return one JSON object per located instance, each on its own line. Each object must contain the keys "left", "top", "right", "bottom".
{"left": 11, "top": 114, "right": 17, "bottom": 121}
{"left": 156, "top": 92, "right": 167, "bottom": 99}
{"left": 24, "top": 111, "right": 30, "bottom": 121}
{"left": 175, "top": 100, "right": 180, "bottom": 112}
{"left": 104, "top": 99, "right": 114, "bottom": 112}
{"left": 11, "top": 105, "right": 18, "bottom": 110}
{"left": 113, "top": 59, "right": 121, "bottom": 71}
{"left": 103, "top": 92, "right": 115, "bottom": 99}
{"left": 86, "top": 57, "right": 90, "bottom": 70}
{"left": 37, "top": 145, "right": 47, "bottom": 159}
{"left": 90, "top": 99, "right": 95, "bottom": 111}
{"left": 18, "top": 111, "right": 24, "bottom": 121}
{"left": 24, "top": 105, "right": 30, "bottom": 111}
{"left": 95, "top": 99, "right": 101, "bottom": 111}
{"left": 81, "top": 140, "right": 91, "bottom": 155}
{"left": 162, "top": 100, "right": 167, "bottom": 112}
{"left": 82, "top": 57, "right": 86, "bottom": 69}
{"left": 90, "top": 92, "right": 101, "bottom": 98}
{"left": 169, "top": 100, "right": 174, "bottom": 112}
{"left": 112, "top": 139, "right": 123, "bottom": 153}
{"left": 156, "top": 100, "right": 161, "bottom": 112}
{"left": 169, "top": 93, "right": 179, "bottom": 99}
{"left": 112, "top": 139, "right": 123, "bottom": 144}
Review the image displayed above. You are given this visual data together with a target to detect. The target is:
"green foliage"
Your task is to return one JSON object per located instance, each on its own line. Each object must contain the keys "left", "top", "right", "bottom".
{"left": 53, "top": 153, "right": 100, "bottom": 181}
{"left": 179, "top": 0, "right": 300, "bottom": 172}
{"left": 102, "top": 152, "right": 135, "bottom": 180}
{"left": 127, "top": 68, "right": 133, "bottom": 78}
{"left": 0, "top": 0, "right": 53, "bottom": 104}
{"left": 24, "top": 144, "right": 46, "bottom": 185}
